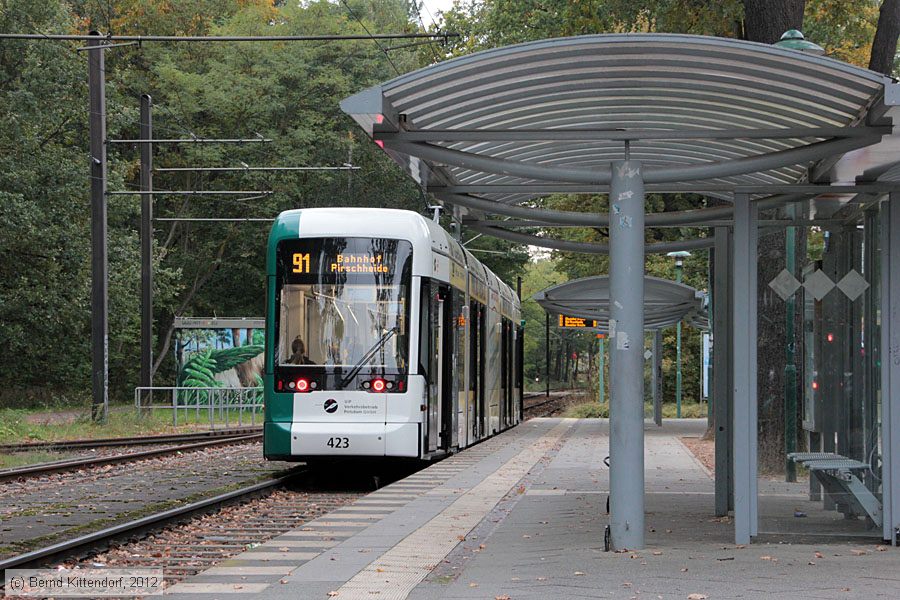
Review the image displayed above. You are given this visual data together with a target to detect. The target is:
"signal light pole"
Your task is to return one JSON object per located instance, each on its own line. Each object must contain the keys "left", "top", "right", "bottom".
{"left": 668, "top": 250, "right": 691, "bottom": 418}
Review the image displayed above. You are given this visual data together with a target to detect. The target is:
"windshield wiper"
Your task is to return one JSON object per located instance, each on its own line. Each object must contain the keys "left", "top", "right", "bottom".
{"left": 339, "top": 327, "right": 398, "bottom": 388}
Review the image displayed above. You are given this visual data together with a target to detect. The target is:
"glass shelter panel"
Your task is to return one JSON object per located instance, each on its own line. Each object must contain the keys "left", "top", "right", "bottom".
{"left": 756, "top": 209, "right": 883, "bottom": 539}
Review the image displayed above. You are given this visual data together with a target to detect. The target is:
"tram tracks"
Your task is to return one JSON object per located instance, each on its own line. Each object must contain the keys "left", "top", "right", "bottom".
{"left": 523, "top": 389, "right": 582, "bottom": 417}
{"left": 0, "top": 463, "right": 405, "bottom": 591}
{"left": 0, "top": 433, "right": 262, "bottom": 483}
{"left": 0, "top": 427, "right": 262, "bottom": 454}
{"left": 0, "top": 469, "right": 305, "bottom": 576}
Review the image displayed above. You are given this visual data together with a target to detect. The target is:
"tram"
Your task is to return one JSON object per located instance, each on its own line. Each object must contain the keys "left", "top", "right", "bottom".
{"left": 263, "top": 208, "right": 523, "bottom": 461}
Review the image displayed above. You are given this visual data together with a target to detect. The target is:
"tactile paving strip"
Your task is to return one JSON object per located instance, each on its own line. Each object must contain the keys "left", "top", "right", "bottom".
{"left": 333, "top": 420, "right": 572, "bottom": 600}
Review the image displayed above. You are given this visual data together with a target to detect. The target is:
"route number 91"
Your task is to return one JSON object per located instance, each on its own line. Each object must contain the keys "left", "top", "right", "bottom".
{"left": 292, "top": 253, "right": 311, "bottom": 273}
{"left": 327, "top": 437, "right": 349, "bottom": 449}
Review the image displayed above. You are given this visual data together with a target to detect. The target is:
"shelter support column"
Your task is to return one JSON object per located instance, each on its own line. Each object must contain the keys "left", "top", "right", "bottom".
{"left": 732, "top": 195, "right": 758, "bottom": 544}
{"left": 713, "top": 226, "right": 734, "bottom": 517}
{"left": 882, "top": 195, "right": 900, "bottom": 545}
{"left": 653, "top": 329, "right": 662, "bottom": 427}
{"left": 608, "top": 160, "right": 645, "bottom": 551}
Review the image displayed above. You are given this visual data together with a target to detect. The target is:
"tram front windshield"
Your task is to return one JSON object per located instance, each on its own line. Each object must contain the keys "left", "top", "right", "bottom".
{"left": 276, "top": 237, "right": 412, "bottom": 372}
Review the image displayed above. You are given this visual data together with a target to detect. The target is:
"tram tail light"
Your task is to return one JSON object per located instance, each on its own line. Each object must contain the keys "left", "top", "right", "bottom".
{"left": 295, "top": 378, "right": 311, "bottom": 393}
{"left": 371, "top": 378, "right": 386, "bottom": 392}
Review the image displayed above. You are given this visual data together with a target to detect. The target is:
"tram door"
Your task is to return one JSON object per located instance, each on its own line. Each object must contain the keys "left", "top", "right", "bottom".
{"left": 439, "top": 288, "right": 455, "bottom": 450}
{"left": 423, "top": 282, "right": 454, "bottom": 454}
{"left": 500, "top": 320, "right": 508, "bottom": 428}
{"left": 422, "top": 281, "right": 439, "bottom": 453}
{"left": 469, "top": 301, "right": 479, "bottom": 440}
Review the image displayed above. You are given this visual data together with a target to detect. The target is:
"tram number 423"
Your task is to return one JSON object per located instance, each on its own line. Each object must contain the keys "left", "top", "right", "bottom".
{"left": 326, "top": 437, "right": 349, "bottom": 449}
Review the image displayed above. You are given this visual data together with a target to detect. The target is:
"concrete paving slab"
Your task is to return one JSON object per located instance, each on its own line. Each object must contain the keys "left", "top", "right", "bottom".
{"left": 164, "top": 418, "right": 897, "bottom": 600}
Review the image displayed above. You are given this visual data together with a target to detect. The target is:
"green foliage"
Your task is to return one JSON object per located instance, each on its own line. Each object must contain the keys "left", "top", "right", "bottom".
{"left": 440, "top": 0, "right": 744, "bottom": 57}
{"left": 0, "top": 0, "right": 888, "bottom": 410}
{"left": 0, "top": 406, "right": 255, "bottom": 445}
{"left": 0, "top": 0, "right": 435, "bottom": 406}
{"left": 563, "top": 400, "right": 706, "bottom": 419}
{"left": 564, "top": 401, "right": 610, "bottom": 418}
{"left": 210, "top": 344, "right": 263, "bottom": 372}
{"left": 179, "top": 350, "right": 220, "bottom": 388}
{"left": 178, "top": 345, "right": 262, "bottom": 388}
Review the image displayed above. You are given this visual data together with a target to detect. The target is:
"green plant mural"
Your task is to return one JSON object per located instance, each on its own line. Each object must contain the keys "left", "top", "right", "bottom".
{"left": 178, "top": 345, "right": 263, "bottom": 404}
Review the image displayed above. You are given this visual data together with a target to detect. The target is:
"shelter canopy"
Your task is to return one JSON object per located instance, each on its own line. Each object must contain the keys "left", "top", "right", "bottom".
{"left": 341, "top": 33, "right": 897, "bottom": 237}
{"left": 534, "top": 275, "right": 707, "bottom": 331}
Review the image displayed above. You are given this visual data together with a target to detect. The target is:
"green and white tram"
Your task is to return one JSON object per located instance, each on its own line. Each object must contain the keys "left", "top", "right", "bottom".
{"left": 263, "top": 208, "right": 523, "bottom": 461}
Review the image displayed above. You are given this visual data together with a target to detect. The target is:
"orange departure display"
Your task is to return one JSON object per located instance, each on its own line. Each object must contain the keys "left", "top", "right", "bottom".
{"left": 558, "top": 314, "right": 598, "bottom": 328}
{"left": 293, "top": 252, "right": 391, "bottom": 274}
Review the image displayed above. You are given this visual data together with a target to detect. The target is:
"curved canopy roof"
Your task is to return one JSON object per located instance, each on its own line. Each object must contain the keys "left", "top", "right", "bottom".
{"left": 342, "top": 34, "right": 899, "bottom": 253}
{"left": 534, "top": 275, "right": 708, "bottom": 330}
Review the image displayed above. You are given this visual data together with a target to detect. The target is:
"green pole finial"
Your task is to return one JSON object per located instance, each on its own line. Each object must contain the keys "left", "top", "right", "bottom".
{"left": 774, "top": 30, "right": 825, "bottom": 55}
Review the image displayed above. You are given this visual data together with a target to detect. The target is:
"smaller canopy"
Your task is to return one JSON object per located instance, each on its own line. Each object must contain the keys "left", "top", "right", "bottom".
{"left": 534, "top": 276, "right": 708, "bottom": 331}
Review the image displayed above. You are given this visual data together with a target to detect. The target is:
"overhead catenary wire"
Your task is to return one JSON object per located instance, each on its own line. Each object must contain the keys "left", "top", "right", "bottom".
{"left": 107, "top": 190, "right": 273, "bottom": 196}
{"left": 419, "top": 0, "right": 441, "bottom": 30}
{"left": 337, "top": 0, "right": 402, "bottom": 76}
{"left": 154, "top": 166, "right": 360, "bottom": 172}
{"left": 409, "top": 1, "right": 441, "bottom": 63}
{"left": 154, "top": 218, "right": 275, "bottom": 222}
{"left": 0, "top": 32, "right": 456, "bottom": 43}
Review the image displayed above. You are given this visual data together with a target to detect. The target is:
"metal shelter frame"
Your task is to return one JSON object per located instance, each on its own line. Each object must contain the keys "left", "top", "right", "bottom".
{"left": 535, "top": 275, "right": 708, "bottom": 427}
{"left": 533, "top": 275, "right": 708, "bottom": 331}
{"left": 341, "top": 33, "right": 900, "bottom": 549}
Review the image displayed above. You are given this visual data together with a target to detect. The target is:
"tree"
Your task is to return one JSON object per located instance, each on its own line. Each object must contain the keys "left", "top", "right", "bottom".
{"left": 870, "top": 0, "right": 900, "bottom": 74}
{"left": 742, "top": 0, "right": 805, "bottom": 42}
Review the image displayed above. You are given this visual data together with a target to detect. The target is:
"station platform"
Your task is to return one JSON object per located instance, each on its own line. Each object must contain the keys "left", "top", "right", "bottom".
{"left": 165, "top": 418, "right": 898, "bottom": 599}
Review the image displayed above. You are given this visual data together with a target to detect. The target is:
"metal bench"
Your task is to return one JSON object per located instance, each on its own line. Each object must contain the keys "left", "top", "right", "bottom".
{"left": 787, "top": 452, "right": 882, "bottom": 528}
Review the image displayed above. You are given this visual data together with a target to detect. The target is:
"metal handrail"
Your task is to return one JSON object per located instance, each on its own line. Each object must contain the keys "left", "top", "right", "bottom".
{"left": 134, "top": 386, "right": 263, "bottom": 428}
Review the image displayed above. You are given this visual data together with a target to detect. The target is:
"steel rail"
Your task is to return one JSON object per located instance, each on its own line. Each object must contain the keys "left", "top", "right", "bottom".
{"left": 0, "top": 428, "right": 262, "bottom": 453}
{"left": 523, "top": 390, "right": 577, "bottom": 415}
{"left": 0, "top": 468, "right": 305, "bottom": 576}
{"left": 0, "top": 434, "right": 261, "bottom": 482}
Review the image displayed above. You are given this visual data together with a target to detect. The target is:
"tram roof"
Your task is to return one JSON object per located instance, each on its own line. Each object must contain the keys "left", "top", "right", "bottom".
{"left": 342, "top": 34, "right": 900, "bottom": 244}
{"left": 534, "top": 275, "right": 707, "bottom": 331}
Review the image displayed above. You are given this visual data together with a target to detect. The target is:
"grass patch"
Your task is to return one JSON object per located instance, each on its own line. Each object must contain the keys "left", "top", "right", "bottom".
{"left": 564, "top": 402, "right": 610, "bottom": 418}
{"left": 0, "top": 406, "right": 262, "bottom": 445}
{"left": 662, "top": 402, "right": 708, "bottom": 418}
{"left": 563, "top": 401, "right": 709, "bottom": 419}
{"left": 0, "top": 450, "right": 80, "bottom": 470}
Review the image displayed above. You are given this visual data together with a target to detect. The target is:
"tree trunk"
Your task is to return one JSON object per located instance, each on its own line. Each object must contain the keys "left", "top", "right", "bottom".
{"left": 742, "top": 0, "right": 809, "bottom": 474}
{"left": 870, "top": 0, "right": 900, "bottom": 75}
{"left": 742, "top": 0, "right": 805, "bottom": 43}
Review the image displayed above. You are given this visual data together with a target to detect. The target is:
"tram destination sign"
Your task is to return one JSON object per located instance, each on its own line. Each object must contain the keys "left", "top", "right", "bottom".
{"left": 557, "top": 314, "right": 599, "bottom": 329}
